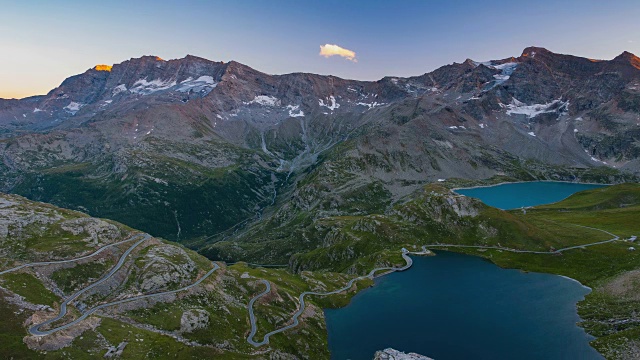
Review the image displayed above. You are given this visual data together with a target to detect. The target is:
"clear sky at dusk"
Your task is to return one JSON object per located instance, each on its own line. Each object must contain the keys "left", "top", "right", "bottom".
{"left": 1, "top": 0, "right": 639, "bottom": 99}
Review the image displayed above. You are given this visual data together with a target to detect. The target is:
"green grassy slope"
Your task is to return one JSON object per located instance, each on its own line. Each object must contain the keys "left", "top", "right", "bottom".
{"left": 5, "top": 138, "right": 282, "bottom": 243}
{"left": 0, "top": 193, "right": 374, "bottom": 359}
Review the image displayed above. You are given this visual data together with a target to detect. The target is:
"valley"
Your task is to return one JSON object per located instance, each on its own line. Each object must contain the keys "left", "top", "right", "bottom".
{"left": 2, "top": 182, "right": 640, "bottom": 359}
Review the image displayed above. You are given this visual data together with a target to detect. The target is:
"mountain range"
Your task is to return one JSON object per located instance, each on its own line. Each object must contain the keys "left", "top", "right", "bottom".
{"left": 1, "top": 46, "right": 639, "bottom": 255}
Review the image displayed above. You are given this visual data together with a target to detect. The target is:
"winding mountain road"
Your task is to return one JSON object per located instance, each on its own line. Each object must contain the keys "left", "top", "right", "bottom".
{"left": 30, "top": 262, "right": 220, "bottom": 336}
{"left": 0, "top": 233, "right": 146, "bottom": 276}
{"left": 0, "top": 229, "right": 222, "bottom": 337}
{"left": 247, "top": 249, "right": 420, "bottom": 347}
{"left": 29, "top": 234, "right": 151, "bottom": 335}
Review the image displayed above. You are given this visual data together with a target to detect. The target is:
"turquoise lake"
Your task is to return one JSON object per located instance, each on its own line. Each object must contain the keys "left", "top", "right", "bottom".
{"left": 454, "top": 181, "right": 606, "bottom": 210}
{"left": 325, "top": 182, "right": 606, "bottom": 359}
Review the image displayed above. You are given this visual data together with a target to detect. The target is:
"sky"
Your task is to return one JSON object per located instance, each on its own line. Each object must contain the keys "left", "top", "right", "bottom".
{"left": 1, "top": 0, "right": 639, "bottom": 99}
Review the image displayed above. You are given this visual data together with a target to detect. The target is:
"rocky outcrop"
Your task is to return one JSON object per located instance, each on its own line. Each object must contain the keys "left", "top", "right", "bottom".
{"left": 179, "top": 309, "right": 210, "bottom": 333}
{"left": 0, "top": 193, "right": 128, "bottom": 262}
{"left": 137, "top": 245, "right": 197, "bottom": 292}
{"left": 60, "top": 218, "right": 122, "bottom": 246}
{"left": 373, "top": 348, "right": 434, "bottom": 360}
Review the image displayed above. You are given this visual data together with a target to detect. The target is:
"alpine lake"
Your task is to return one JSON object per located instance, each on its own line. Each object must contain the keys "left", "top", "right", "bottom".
{"left": 325, "top": 181, "right": 607, "bottom": 360}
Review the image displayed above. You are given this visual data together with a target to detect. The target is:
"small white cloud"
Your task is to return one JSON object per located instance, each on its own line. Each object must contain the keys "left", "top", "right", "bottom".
{"left": 628, "top": 40, "right": 635, "bottom": 43}
{"left": 319, "top": 44, "right": 357, "bottom": 62}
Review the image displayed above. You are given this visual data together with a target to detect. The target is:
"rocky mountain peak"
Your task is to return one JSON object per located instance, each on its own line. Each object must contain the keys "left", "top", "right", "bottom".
{"left": 223, "top": 60, "right": 261, "bottom": 75}
{"left": 520, "top": 46, "right": 552, "bottom": 59}
{"left": 183, "top": 54, "right": 219, "bottom": 63}
{"left": 139, "top": 55, "right": 164, "bottom": 61}
{"left": 614, "top": 50, "right": 638, "bottom": 59}
{"left": 612, "top": 51, "right": 640, "bottom": 69}
{"left": 462, "top": 58, "right": 477, "bottom": 67}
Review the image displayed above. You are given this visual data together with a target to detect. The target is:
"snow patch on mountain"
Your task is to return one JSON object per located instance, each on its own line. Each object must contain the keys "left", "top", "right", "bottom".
{"left": 245, "top": 95, "right": 280, "bottom": 107}
{"left": 286, "top": 105, "right": 304, "bottom": 117}
{"left": 112, "top": 84, "right": 128, "bottom": 96}
{"left": 492, "top": 62, "right": 518, "bottom": 83}
{"left": 473, "top": 61, "right": 518, "bottom": 89}
{"left": 405, "top": 81, "right": 439, "bottom": 95}
{"left": 100, "top": 100, "right": 113, "bottom": 108}
{"left": 319, "top": 96, "right": 340, "bottom": 111}
{"left": 63, "top": 102, "right": 84, "bottom": 115}
{"left": 176, "top": 76, "right": 217, "bottom": 94}
{"left": 130, "top": 78, "right": 177, "bottom": 95}
{"left": 503, "top": 98, "right": 569, "bottom": 118}
{"left": 356, "top": 101, "right": 385, "bottom": 109}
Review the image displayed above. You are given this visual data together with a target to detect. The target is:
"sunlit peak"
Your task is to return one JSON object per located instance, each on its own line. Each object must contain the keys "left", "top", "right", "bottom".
{"left": 94, "top": 64, "right": 113, "bottom": 72}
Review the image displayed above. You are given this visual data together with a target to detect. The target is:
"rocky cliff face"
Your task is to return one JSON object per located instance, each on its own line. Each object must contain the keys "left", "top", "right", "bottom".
{"left": 0, "top": 47, "right": 638, "bottom": 245}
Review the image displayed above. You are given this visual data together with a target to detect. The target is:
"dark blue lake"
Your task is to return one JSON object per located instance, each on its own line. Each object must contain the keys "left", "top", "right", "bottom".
{"left": 325, "top": 182, "right": 606, "bottom": 359}
{"left": 325, "top": 252, "right": 601, "bottom": 360}
{"left": 455, "top": 181, "right": 606, "bottom": 210}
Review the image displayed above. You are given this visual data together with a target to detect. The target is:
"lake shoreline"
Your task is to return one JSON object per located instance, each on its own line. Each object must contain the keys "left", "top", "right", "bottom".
{"left": 451, "top": 179, "right": 612, "bottom": 192}
{"left": 452, "top": 181, "right": 608, "bottom": 210}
